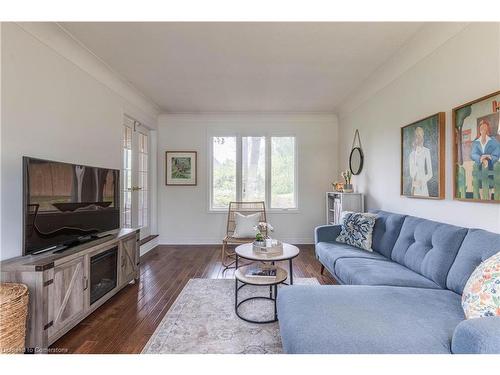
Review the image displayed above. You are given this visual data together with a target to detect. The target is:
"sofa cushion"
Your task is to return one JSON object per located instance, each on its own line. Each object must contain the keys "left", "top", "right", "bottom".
{"left": 390, "top": 217, "right": 468, "bottom": 288}
{"left": 334, "top": 258, "right": 440, "bottom": 289}
{"left": 369, "top": 210, "right": 407, "bottom": 258}
{"left": 277, "top": 285, "right": 464, "bottom": 353}
{"left": 315, "top": 241, "right": 387, "bottom": 274}
{"left": 447, "top": 229, "right": 500, "bottom": 295}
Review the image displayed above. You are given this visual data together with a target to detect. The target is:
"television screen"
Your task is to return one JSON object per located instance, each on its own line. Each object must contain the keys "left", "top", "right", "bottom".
{"left": 23, "top": 157, "right": 120, "bottom": 254}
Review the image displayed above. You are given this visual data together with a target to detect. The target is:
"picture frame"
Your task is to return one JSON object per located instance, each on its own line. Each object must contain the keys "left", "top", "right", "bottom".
{"left": 400, "top": 112, "right": 445, "bottom": 199}
{"left": 453, "top": 91, "right": 500, "bottom": 203}
{"left": 165, "top": 151, "right": 197, "bottom": 186}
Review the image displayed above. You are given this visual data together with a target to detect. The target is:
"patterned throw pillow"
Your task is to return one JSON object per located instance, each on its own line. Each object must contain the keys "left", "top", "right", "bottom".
{"left": 335, "top": 211, "right": 377, "bottom": 251}
{"left": 462, "top": 251, "right": 500, "bottom": 319}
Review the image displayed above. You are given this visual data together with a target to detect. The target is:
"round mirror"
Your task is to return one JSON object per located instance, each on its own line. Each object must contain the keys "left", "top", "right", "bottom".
{"left": 349, "top": 147, "right": 364, "bottom": 175}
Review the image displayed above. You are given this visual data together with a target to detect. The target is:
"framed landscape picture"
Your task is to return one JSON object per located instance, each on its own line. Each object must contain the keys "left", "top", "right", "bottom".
{"left": 453, "top": 91, "right": 500, "bottom": 202}
{"left": 401, "top": 112, "right": 445, "bottom": 199}
{"left": 165, "top": 151, "right": 197, "bottom": 186}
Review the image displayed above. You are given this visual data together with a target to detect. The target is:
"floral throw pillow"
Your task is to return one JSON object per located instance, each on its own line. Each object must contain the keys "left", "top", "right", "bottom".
{"left": 335, "top": 211, "right": 377, "bottom": 251}
{"left": 462, "top": 251, "right": 500, "bottom": 319}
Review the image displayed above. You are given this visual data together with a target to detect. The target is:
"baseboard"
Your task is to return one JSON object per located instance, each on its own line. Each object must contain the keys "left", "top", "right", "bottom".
{"left": 158, "top": 236, "right": 313, "bottom": 245}
{"left": 140, "top": 237, "right": 159, "bottom": 256}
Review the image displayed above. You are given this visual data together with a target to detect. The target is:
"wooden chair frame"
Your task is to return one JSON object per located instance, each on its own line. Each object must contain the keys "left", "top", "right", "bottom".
{"left": 221, "top": 201, "right": 267, "bottom": 269}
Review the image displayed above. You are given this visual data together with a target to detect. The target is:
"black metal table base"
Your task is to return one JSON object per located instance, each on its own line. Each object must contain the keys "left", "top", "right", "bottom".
{"left": 235, "top": 281, "right": 278, "bottom": 324}
{"left": 234, "top": 253, "right": 296, "bottom": 324}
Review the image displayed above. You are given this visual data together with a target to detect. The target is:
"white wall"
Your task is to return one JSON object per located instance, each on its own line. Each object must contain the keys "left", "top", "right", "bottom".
{"left": 337, "top": 23, "right": 500, "bottom": 233}
{"left": 0, "top": 23, "right": 159, "bottom": 260}
{"left": 157, "top": 113, "right": 338, "bottom": 244}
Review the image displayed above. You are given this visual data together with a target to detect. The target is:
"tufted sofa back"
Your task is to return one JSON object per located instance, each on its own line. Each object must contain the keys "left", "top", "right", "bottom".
{"left": 446, "top": 229, "right": 500, "bottom": 295}
{"left": 369, "top": 210, "right": 407, "bottom": 258}
{"left": 390, "top": 216, "right": 468, "bottom": 288}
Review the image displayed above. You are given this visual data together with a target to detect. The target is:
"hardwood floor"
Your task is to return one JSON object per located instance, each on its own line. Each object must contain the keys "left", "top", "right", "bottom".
{"left": 51, "top": 244, "right": 336, "bottom": 354}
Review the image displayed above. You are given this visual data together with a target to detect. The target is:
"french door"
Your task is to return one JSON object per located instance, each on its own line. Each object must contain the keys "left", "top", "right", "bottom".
{"left": 122, "top": 115, "right": 150, "bottom": 236}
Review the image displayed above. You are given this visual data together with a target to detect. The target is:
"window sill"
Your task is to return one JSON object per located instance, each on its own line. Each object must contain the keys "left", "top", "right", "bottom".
{"left": 207, "top": 208, "right": 300, "bottom": 214}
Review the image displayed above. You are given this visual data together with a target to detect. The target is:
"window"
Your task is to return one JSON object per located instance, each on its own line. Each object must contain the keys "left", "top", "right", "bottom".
{"left": 212, "top": 136, "right": 237, "bottom": 209}
{"left": 209, "top": 135, "right": 297, "bottom": 210}
{"left": 271, "top": 136, "right": 296, "bottom": 209}
{"left": 242, "top": 136, "right": 266, "bottom": 202}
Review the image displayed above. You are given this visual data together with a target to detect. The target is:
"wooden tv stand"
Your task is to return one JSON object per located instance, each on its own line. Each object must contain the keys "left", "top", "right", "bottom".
{"left": 0, "top": 228, "right": 139, "bottom": 353}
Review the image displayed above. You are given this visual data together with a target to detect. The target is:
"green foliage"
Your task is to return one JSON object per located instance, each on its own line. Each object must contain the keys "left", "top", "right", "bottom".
{"left": 213, "top": 159, "right": 236, "bottom": 207}
{"left": 271, "top": 138, "right": 294, "bottom": 195}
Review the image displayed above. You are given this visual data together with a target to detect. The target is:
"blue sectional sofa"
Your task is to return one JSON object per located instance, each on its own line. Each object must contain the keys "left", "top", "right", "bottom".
{"left": 277, "top": 210, "right": 500, "bottom": 354}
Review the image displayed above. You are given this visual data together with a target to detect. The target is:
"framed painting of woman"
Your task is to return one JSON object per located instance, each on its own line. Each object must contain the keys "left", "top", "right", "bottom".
{"left": 453, "top": 91, "right": 500, "bottom": 203}
{"left": 401, "top": 112, "right": 445, "bottom": 199}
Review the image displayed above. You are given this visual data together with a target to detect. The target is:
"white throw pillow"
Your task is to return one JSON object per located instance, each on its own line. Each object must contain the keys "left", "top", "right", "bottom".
{"left": 232, "top": 212, "right": 260, "bottom": 238}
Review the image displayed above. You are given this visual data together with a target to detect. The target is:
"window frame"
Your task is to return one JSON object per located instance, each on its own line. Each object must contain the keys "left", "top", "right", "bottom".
{"left": 208, "top": 132, "right": 298, "bottom": 213}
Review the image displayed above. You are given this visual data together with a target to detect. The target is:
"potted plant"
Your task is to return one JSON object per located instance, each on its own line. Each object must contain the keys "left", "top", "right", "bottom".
{"left": 253, "top": 222, "right": 274, "bottom": 247}
{"left": 342, "top": 170, "right": 353, "bottom": 192}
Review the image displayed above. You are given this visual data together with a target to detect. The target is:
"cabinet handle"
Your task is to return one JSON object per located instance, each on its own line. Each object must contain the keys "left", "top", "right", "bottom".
{"left": 121, "top": 256, "right": 125, "bottom": 268}
{"left": 83, "top": 276, "right": 89, "bottom": 291}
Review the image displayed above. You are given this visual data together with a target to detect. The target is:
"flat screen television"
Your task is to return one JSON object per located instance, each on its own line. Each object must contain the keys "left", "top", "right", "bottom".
{"left": 23, "top": 157, "right": 120, "bottom": 255}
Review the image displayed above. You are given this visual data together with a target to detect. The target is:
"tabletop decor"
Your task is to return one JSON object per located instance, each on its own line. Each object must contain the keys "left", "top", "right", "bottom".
{"left": 453, "top": 91, "right": 500, "bottom": 202}
{"left": 165, "top": 151, "right": 197, "bottom": 186}
{"left": 341, "top": 170, "right": 353, "bottom": 192}
{"left": 401, "top": 112, "right": 445, "bottom": 199}
{"left": 252, "top": 222, "right": 282, "bottom": 255}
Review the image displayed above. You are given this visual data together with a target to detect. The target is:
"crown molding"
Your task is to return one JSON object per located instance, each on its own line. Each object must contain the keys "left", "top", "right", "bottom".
{"left": 14, "top": 22, "right": 161, "bottom": 125}
{"left": 336, "top": 22, "right": 471, "bottom": 118}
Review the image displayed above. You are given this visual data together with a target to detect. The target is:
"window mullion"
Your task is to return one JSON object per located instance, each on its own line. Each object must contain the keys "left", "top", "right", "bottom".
{"left": 265, "top": 136, "right": 271, "bottom": 209}
{"left": 236, "top": 136, "right": 242, "bottom": 202}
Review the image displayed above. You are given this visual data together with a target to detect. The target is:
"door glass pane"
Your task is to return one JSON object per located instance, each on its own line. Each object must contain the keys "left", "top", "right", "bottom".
{"left": 271, "top": 137, "right": 296, "bottom": 208}
{"left": 242, "top": 136, "right": 266, "bottom": 202}
{"left": 122, "top": 125, "right": 133, "bottom": 228}
{"left": 138, "top": 132, "right": 148, "bottom": 228}
{"left": 212, "top": 136, "right": 236, "bottom": 209}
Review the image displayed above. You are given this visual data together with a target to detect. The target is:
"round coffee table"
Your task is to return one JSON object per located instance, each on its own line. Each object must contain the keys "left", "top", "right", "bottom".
{"left": 235, "top": 242, "right": 300, "bottom": 285}
{"left": 233, "top": 242, "right": 300, "bottom": 323}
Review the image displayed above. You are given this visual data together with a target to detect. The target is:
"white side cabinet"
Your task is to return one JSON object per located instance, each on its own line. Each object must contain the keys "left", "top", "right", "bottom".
{"left": 326, "top": 192, "right": 364, "bottom": 224}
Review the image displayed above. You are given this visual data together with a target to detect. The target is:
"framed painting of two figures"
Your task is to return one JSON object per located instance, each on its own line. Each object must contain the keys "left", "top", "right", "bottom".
{"left": 401, "top": 90, "right": 500, "bottom": 203}
{"left": 453, "top": 91, "right": 500, "bottom": 203}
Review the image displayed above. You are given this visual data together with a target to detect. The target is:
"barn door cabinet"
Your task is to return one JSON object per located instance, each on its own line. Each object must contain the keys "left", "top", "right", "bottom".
{"left": 0, "top": 229, "right": 139, "bottom": 352}
{"left": 119, "top": 235, "right": 139, "bottom": 285}
{"left": 47, "top": 255, "right": 88, "bottom": 343}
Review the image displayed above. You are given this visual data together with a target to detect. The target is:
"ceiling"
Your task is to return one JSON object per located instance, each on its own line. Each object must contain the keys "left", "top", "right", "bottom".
{"left": 60, "top": 22, "right": 423, "bottom": 113}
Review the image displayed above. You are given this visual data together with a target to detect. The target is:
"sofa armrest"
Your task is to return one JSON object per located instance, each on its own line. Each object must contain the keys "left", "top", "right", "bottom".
{"left": 314, "top": 225, "right": 342, "bottom": 244}
{"left": 451, "top": 317, "right": 500, "bottom": 354}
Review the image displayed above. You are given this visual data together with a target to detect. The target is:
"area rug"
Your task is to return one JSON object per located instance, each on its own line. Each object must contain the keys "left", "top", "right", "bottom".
{"left": 142, "top": 277, "right": 319, "bottom": 354}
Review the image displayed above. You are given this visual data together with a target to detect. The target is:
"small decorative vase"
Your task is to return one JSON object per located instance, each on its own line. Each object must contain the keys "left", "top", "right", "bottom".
{"left": 343, "top": 184, "right": 353, "bottom": 193}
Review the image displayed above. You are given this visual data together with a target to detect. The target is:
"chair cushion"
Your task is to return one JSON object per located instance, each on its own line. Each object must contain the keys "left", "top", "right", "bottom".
{"left": 277, "top": 285, "right": 464, "bottom": 353}
{"left": 315, "top": 241, "right": 387, "bottom": 274}
{"left": 334, "top": 258, "right": 440, "bottom": 289}
{"left": 462, "top": 251, "right": 500, "bottom": 319}
{"left": 335, "top": 212, "right": 377, "bottom": 251}
{"left": 390, "top": 216, "right": 468, "bottom": 288}
{"left": 447, "top": 229, "right": 500, "bottom": 295}
{"left": 369, "top": 210, "right": 407, "bottom": 258}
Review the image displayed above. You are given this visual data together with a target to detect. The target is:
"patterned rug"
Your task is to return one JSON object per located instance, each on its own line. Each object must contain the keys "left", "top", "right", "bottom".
{"left": 142, "top": 277, "right": 319, "bottom": 354}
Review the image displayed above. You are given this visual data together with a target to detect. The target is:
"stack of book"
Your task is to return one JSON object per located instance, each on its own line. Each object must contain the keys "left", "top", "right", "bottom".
{"left": 244, "top": 265, "right": 277, "bottom": 281}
